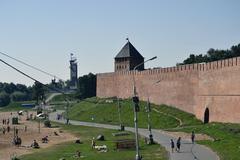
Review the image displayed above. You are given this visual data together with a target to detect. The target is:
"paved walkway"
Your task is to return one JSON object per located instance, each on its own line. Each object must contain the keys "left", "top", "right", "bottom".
{"left": 49, "top": 111, "right": 219, "bottom": 160}
{"left": 46, "top": 93, "right": 62, "bottom": 103}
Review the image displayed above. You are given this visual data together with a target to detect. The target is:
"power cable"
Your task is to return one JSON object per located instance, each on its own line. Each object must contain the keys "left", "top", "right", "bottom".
{"left": 0, "top": 58, "right": 64, "bottom": 94}
{"left": 0, "top": 58, "right": 71, "bottom": 125}
{"left": 0, "top": 51, "right": 64, "bottom": 81}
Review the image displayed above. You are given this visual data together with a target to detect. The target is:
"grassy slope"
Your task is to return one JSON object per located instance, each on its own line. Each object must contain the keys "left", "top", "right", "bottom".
{"left": 49, "top": 93, "right": 77, "bottom": 102}
{"left": 20, "top": 123, "right": 168, "bottom": 160}
{"left": 66, "top": 97, "right": 240, "bottom": 160}
{"left": 68, "top": 97, "right": 201, "bottom": 129}
{"left": 52, "top": 96, "right": 240, "bottom": 159}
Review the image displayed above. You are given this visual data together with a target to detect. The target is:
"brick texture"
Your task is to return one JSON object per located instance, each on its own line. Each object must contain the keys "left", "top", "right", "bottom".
{"left": 97, "top": 57, "right": 240, "bottom": 123}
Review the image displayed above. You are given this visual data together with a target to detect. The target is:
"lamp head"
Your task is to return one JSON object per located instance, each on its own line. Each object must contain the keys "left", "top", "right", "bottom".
{"left": 149, "top": 56, "right": 157, "bottom": 61}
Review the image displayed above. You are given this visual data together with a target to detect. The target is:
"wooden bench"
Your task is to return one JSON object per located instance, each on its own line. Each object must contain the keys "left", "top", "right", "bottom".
{"left": 115, "top": 139, "right": 136, "bottom": 150}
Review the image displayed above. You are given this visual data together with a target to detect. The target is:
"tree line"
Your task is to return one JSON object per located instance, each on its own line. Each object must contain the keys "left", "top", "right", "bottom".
{"left": 0, "top": 73, "right": 97, "bottom": 107}
{"left": 0, "top": 82, "right": 33, "bottom": 107}
{"left": 178, "top": 43, "right": 240, "bottom": 65}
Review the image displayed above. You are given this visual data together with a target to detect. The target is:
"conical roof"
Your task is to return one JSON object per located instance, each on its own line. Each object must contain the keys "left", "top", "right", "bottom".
{"left": 115, "top": 41, "right": 144, "bottom": 59}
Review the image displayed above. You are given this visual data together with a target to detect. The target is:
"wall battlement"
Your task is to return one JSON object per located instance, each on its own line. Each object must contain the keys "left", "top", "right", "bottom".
{"left": 98, "top": 57, "right": 240, "bottom": 77}
{"left": 97, "top": 56, "right": 240, "bottom": 123}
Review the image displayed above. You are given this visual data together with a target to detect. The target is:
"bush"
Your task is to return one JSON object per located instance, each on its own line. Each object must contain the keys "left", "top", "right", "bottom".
{"left": 11, "top": 91, "right": 29, "bottom": 101}
{"left": 44, "top": 120, "right": 51, "bottom": 128}
{"left": 0, "top": 92, "right": 10, "bottom": 107}
{"left": 36, "top": 107, "right": 43, "bottom": 115}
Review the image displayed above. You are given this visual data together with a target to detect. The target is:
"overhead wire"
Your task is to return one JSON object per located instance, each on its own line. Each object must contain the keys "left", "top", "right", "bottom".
{"left": 0, "top": 58, "right": 64, "bottom": 94}
{"left": 0, "top": 51, "right": 64, "bottom": 81}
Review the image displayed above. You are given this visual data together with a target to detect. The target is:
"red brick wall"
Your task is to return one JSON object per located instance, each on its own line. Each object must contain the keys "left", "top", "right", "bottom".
{"left": 97, "top": 57, "right": 240, "bottom": 123}
{"left": 196, "top": 57, "right": 240, "bottom": 123}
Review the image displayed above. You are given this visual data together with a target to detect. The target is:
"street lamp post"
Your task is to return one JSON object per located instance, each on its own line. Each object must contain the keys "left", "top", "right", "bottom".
{"left": 132, "top": 56, "right": 157, "bottom": 160}
{"left": 146, "top": 80, "right": 161, "bottom": 144}
{"left": 146, "top": 98, "right": 153, "bottom": 144}
{"left": 117, "top": 98, "right": 124, "bottom": 131}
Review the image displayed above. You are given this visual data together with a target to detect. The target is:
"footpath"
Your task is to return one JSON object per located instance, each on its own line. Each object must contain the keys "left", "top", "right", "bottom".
{"left": 49, "top": 111, "right": 219, "bottom": 160}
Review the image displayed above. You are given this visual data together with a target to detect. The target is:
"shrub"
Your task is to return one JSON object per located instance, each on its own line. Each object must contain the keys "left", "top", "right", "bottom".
{"left": 44, "top": 120, "right": 51, "bottom": 128}
{"left": 0, "top": 92, "right": 10, "bottom": 107}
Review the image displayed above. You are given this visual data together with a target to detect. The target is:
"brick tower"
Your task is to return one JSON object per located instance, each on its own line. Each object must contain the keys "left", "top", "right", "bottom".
{"left": 114, "top": 40, "right": 144, "bottom": 72}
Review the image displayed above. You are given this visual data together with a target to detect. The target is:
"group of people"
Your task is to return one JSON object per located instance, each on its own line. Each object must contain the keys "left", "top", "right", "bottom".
{"left": 2, "top": 118, "right": 10, "bottom": 125}
{"left": 13, "top": 136, "right": 22, "bottom": 146}
{"left": 2, "top": 126, "right": 11, "bottom": 134}
{"left": 170, "top": 131, "right": 195, "bottom": 153}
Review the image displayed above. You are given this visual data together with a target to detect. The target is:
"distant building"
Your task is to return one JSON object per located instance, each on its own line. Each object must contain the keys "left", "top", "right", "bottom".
{"left": 69, "top": 54, "right": 78, "bottom": 90}
{"left": 114, "top": 40, "right": 144, "bottom": 72}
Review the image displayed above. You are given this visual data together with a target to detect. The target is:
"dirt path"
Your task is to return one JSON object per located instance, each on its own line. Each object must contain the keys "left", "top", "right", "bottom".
{"left": 152, "top": 108, "right": 183, "bottom": 127}
{"left": 0, "top": 111, "right": 77, "bottom": 160}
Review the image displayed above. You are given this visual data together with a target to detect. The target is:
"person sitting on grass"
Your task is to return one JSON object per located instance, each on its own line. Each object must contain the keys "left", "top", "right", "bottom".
{"left": 73, "top": 150, "right": 81, "bottom": 158}
{"left": 31, "top": 140, "right": 40, "bottom": 148}
{"left": 91, "top": 137, "right": 96, "bottom": 149}
{"left": 42, "top": 136, "right": 49, "bottom": 143}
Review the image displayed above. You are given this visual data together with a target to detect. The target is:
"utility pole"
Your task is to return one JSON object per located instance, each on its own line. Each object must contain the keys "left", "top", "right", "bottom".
{"left": 118, "top": 98, "right": 124, "bottom": 131}
{"left": 132, "top": 56, "right": 157, "bottom": 160}
{"left": 146, "top": 98, "right": 154, "bottom": 144}
{"left": 66, "top": 99, "right": 70, "bottom": 124}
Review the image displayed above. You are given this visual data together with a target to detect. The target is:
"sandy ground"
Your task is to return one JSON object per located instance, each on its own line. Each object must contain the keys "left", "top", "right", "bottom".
{"left": 0, "top": 111, "right": 77, "bottom": 160}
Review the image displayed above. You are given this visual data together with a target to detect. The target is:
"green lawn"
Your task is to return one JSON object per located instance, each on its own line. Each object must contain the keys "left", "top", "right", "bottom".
{"left": 167, "top": 123, "right": 240, "bottom": 160}
{"left": 64, "top": 97, "right": 240, "bottom": 159}
{"left": 49, "top": 93, "right": 77, "bottom": 102}
{"left": 67, "top": 97, "right": 201, "bottom": 129}
{"left": 46, "top": 96, "right": 240, "bottom": 159}
{"left": 0, "top": 101, "right": 35, "bottom": 112}
{"left": 20, "top": 123, "right": 168, "bottom": 160}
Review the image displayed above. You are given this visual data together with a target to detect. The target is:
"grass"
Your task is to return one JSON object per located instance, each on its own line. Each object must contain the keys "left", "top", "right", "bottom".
{"left": 49, "top": 93, "right": 77, "bottom": 103}
{"left": 45, "top": 95, "right": 240, "bottom": 159}
{"left": 20, "top": 123, "right": 168, "bottom": 160}
{"left": 64, "top": 97, "right": 240, "bottom": 159}
{"left": 167, "top": 123, "right": 240, "bottom": 160}
{"left": 67, "top": 97, "right": 201, "bottom": 129}
{"left": 0, "top": 101, "right": 35, "bottom": 112}
{"left": 151, "top": 104, "right": 202, "bottom": 126}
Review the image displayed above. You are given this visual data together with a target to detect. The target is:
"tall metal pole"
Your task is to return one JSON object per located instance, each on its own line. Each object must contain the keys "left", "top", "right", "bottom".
{"left": 38, "top": 119, "right": 40, "bottom": 133}
{"left": 146, "top": 79, "right": 161, "bottom": 144}
{"left": 66, "top": 99, "right": 69, "bottom": 124}
{"left": 147, "top": 98, "right": 153, "bottom": 144}
{"left": 133, "top": 100, "right": 140, "bottom": 160}
{"left": 132, "top": 56, "right": 157, "bottom": 160}
{"left": 118, "top": 98, "right": 124, "bottom": 131}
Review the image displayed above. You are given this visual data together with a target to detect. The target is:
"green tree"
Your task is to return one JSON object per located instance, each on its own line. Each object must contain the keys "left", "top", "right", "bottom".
{"left": 75, "top": 73, "right": 96, "bottom": 99}
{"left": 33, "top": 81, "right": 46, "bottom": 104}
{"left": 11, "top": 91, "right": 29, "bottom": 102}
{"left": 180, "top": 43, "right": 240, "bottom": 65}
{"left": 0, "top": 92, "right": 10, "bottom": 107}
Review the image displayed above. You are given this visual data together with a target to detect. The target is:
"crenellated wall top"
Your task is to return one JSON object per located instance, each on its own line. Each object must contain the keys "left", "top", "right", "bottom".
{"left": 97, "top": 57, "right": 240, "bottom": 77}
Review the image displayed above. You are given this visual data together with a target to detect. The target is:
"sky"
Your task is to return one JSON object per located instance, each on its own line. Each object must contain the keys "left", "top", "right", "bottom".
{"left": 0, "top": 0, "right": 240, "bottom": 86}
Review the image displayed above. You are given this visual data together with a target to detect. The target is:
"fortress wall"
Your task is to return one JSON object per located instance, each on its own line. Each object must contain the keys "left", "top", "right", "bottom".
{"left": 196, "top": 57, "right": 240, "bottom": 123}
{"left": 97, "top": 57, "right": 240, "bottom": 123}
{"left": 97, "top": 65, "right": 199, "bottom": 114}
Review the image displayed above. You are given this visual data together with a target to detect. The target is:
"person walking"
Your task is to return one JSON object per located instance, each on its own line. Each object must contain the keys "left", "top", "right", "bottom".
{"left": 7, "top": 125, "right": 10, "bottom": 132}
{"left": 191, "top": 131, "right": 195, "bottom": 144}
{"left": 2, "top": 127, "right": 6, "bottom": 134}
{"left": 176, "top": 137, "right": 181, "bottom": 152}
{"left": 170, "top": 139, "right": 175, "bottom": 153}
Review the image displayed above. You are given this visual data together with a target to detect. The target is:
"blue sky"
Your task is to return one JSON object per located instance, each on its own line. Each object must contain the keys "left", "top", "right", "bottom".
{"left": 0, "top": 0, "right": 240, "bottom": 85}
